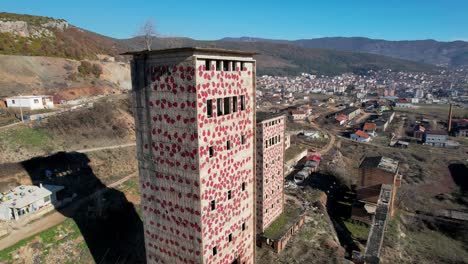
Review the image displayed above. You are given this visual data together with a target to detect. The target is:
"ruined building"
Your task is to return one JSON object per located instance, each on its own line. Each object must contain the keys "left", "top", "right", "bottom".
{"left": 128, "top": 48, "right": 257, "bottom": 264}
{"left": 352, "top": 156, "right": 402, "bottom": 223}
{"left": 255, "top": 112, "right": 285, "bottom": 233}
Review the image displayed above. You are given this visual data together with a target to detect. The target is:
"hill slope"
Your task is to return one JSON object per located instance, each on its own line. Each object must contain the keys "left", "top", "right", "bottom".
{"left": 122, "top": 37, "right": 437, "bottom": 76}
{"left": 0, "top": 12, "right": 438, "bottom": 77}
{"left": 222, "top": 37, "right": 468, "bottom": 68}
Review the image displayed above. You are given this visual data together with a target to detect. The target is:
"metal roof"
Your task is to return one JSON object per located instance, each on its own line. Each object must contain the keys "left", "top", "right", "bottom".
{"left": 122, "top": 47, "right": 258, "bottom": 57}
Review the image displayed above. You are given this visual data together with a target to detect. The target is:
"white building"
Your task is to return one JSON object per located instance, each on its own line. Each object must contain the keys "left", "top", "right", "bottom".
{"left": 5, "top": 95, "right": 54, "bottom": 110}
{"left": 0, "top": 184, "right": 63, "bottom": 221}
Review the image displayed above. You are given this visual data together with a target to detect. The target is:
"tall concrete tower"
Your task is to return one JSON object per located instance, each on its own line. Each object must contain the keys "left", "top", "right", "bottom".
{"left": 255, "top": 113, "right": 285, "bottom": 234}
{"left": 127, "top": 48, "right": 257, "bottom": 264}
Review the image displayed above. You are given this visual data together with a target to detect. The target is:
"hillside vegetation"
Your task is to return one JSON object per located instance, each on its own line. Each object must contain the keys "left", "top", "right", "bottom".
{"left": 0, "top": 12, "right": 439, "bottom": 77}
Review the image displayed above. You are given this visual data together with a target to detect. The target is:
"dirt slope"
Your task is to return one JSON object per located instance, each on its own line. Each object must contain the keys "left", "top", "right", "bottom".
{"left": 0, "top": 54, "right": 130, "bottom": 97}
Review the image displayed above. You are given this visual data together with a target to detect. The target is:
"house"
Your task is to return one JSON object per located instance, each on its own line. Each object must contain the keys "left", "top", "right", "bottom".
{"left": 0, "top": 184, "right": 64, "bottom": 221}
{"left": 5, "top": 95, "right": 54, "bottom": 110}
{"left": 424, "top": 130, "right": 448, "bottom": 147}
{"left": 335, "top": 107, "right": 361, "bottom": 121}
{"left": 299, "top": 105, "right": 313, "bottom": 115}
{"left": 351, "top": 130, "right": 371, "bottom": 142}
{"left": 413, "top": 124, "right": 426, "bottom": 141}
{"left": 363, "top": 122, "right": 377, "bottom": 137}
{"left": 395, "top": 98, "right": 413, "bottom": 108}
{"left": 289, "top": 110, "right": 306, "bottom": 122}
{"left": 335, "top": 114, "right": 347, "bottom": 125}
{"left": 352, "top": 156, "right": 402, "bottom": 224}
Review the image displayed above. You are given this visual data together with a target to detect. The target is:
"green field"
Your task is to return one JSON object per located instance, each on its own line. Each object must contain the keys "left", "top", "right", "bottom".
{"left": 397, "top": 104, "right": 468, "bottom": 119}
{"left": 0, "top": 219, "right": 91, "bottom": 263}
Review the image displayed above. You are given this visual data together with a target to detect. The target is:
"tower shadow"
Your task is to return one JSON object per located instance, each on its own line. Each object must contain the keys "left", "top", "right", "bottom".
{"left": 21, "top": 151, "right": 146, "bottom": 263}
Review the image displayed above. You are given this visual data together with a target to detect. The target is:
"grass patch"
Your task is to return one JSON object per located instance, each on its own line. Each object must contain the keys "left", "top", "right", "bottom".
{"left": 118, "top": 177, "right": 139, "bottom": 196}
{"left": 342, "top": 219, "right": 370, "bottom": 240}
{"left": 0, "top": 126, "right": 52, "bottom": 148}
{"left": 0, "top": 218, "right": 85, "bottom": 261}
{"left": 263, "top": 205, "right": 303, "bottom": 239}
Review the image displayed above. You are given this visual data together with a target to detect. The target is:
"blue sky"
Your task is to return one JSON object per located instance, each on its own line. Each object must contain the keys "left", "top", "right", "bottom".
{"left": 1, "top": 0, "right": 467, "bottom": 41}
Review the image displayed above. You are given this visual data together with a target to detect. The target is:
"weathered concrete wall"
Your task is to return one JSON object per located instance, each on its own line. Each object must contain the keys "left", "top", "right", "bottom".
{"left": 195, "top": 57, "right": 256, "bottom": 264}
{"left": 132, "top": 51, "right": 256, "bottom": 264}
{"left": 132, "top": 53, "right": 203, "bottom": 263}
{"left": 256, "top": 116, "right": 285, "bottom": 233}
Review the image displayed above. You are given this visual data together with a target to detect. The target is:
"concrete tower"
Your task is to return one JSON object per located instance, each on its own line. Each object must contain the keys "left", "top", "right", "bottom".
{"left": 128, "top": 48, "right": 257, "bottom": 264}
{"left": 255, "top": 113, "right": 285, "bottom": 234}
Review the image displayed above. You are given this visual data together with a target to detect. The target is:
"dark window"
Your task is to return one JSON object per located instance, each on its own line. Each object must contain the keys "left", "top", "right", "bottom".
{"left": 242, "top": 222, "right": 246, "bottom": 231}
{"left": 217, "top": 98, "right": 223, "bottom": 116}
{"left": 12, "top": 100, "right": 15, "bottom": 104}
{"left": 211, "top": 200, "right": 216, "bottom": 211}
{"left": 205, "top": 60, "right": 211, "bottom": 71}
{"left": 216, "top": 60, "right": 221, "bottom": 71}
{"left": 227, "top": 140, "right": 231, "bottom": 150}
{"left": 241, "top": 135, "right": 246, "bottom": 145}
{"left": 240, "top": 95, "right": 245, "bottom": 111}
{"left": 228, "top": 233, "right": 232, "bottom": 242}
{"left": 232, "top": 96, "right": 238, "bottom": 112}
{"left": 271, "top": 204, "right": 274, "bottom": 208}
{"left": 34, "top": 99, "right": 39, "bottom": 104}
{"left": 228, "top": 190, "right": 232, "bottom": 200}
{"left": 242, "top": 182, "right": 246, "bottom": 191}
{"left": 224, "top": 97, "right": 231, "bottom": 114}
{"left": 207, "top": 99, "right": 213, "bottom": 117}
{"left": 223, "top": 61, "right": 230, "bottom": 71}
{"left": 213, "top": 247, "right": 217, "bottom": 256}
{"left": 233, "top": 61, "right": 237, "bottom": 71}
{"left": 209, "top": 146, "right": 214, "bottom": 158}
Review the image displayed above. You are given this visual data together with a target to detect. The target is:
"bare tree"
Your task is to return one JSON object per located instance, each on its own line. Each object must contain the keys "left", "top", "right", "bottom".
{"left": 138, "top": 20, "right": 156, "bottom": 51}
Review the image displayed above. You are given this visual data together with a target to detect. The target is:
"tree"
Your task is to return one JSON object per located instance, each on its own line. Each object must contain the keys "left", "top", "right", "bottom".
{"left": 138, "top": 19, "right": 156, "bottom": 51}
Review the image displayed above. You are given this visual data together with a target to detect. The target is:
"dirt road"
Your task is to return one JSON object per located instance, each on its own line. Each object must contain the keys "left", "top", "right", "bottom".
{"left": 0, "top": 172, "right": 137, "bottom": 250}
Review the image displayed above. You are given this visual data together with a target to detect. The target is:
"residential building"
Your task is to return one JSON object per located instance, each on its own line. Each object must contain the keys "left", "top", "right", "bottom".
{"left": 424, "top": 130, "right": 448, "bottom": 147}
{"left": 5, "top": 95, "right": 54, "bottom": 110}
{"left": 363, "top": 122, "right": 377, "bottom": 137}
{"left": 395, "top": 98, "right": 413, "bottom": 108}
{"left": 413, "top": 124, "right": 426, "bottom": 141}
{"left": 350, "top": 130, "right": 371, "bottom": 142}
{"left": 128, "top": 48, "right": 257, "bottom": 264}
{"left": 335, "top": 114, "right": 347, "bottom": 125}
{"left": 256, "top": 112, "right": 285, "bottom": 234}
{"left": 288, "top": 110, "right": 306, "bottom": 121}
{"left": 335, "top": 107, "right": 361, "bottom": 121}
{"left": 0, "top": 184, "right": 64, "bottom": 221}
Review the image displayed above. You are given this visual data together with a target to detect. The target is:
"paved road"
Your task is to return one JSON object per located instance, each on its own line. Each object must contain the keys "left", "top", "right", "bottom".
{"left": 75, "top": 143, "right": 136, "bottom": 153}
{"left": 0, "top": 172, "right": 137, "bottom": 250}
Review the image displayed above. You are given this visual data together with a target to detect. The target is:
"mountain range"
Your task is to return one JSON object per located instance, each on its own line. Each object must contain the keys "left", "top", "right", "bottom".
{"left": 1, "top": 12, "right": 467, "bottom": 77}
{"left": 221, "top": 36, "right": 468, "bottom": 68}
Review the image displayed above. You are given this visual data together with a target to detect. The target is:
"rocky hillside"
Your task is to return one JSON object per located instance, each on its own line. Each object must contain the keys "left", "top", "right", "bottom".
{"left": 0, "top": 12, "right": 126, "bottom": 60}
{"left": 0, "top": 54, "right": 130, "bottom": 97}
